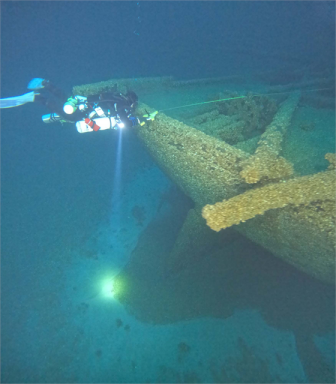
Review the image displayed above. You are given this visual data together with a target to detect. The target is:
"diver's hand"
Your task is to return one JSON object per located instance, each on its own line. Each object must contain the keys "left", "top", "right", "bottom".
{"left": 143, "top": 111, "right": 158, "bottom": 121}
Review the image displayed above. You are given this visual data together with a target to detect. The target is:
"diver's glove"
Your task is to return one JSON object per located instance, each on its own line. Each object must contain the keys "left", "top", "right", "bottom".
{"left": 143, "top": 111, "right": 158, "bottom": 121}
{"left": 132, "top": 111, "right": 159, "bottom": 127}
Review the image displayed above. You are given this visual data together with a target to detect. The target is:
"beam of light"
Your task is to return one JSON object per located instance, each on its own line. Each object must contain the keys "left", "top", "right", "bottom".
{"left": 111, "top": 128, "right": 123, "bottom": 225}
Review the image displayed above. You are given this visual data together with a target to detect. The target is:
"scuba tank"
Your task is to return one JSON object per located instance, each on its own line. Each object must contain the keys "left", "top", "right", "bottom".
{"left": 42, "top": 113, "right": 123, "bottom": 133}
{"left": 76, "top": 117, "right": 120, "bottom": 133}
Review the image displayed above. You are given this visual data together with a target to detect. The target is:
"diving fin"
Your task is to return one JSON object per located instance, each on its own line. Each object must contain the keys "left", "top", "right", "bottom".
{"left": 0, "top": 91, "right": 37, "bottom": 108}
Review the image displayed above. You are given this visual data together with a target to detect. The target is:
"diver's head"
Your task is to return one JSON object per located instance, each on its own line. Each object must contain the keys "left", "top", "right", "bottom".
{"left": 125, "top": 90, "right": 138, "bottom": 110}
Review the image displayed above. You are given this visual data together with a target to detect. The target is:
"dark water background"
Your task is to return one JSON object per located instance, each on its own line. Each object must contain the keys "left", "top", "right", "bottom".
{"left": 1, "top": 2, "right": 335, "bottom": 383}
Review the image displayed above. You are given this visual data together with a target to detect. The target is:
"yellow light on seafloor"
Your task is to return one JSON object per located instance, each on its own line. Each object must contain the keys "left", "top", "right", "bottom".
{"left": 101, "top": 278, "right": 116, "bottom": 299}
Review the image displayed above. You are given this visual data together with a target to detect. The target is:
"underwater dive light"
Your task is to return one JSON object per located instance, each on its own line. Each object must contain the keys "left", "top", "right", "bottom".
{"left": 63, "top": 97, "right": 78, "bottom": 114}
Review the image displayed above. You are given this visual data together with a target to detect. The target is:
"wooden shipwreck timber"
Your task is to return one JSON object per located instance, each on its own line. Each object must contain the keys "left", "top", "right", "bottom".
{"left": 74, "top": 76, "right": 335, "bottom": 284}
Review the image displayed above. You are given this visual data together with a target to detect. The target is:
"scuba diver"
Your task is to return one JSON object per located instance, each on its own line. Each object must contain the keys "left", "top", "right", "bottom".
{"left": 0, "top": 78, "right": 158, "bottom": 133}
